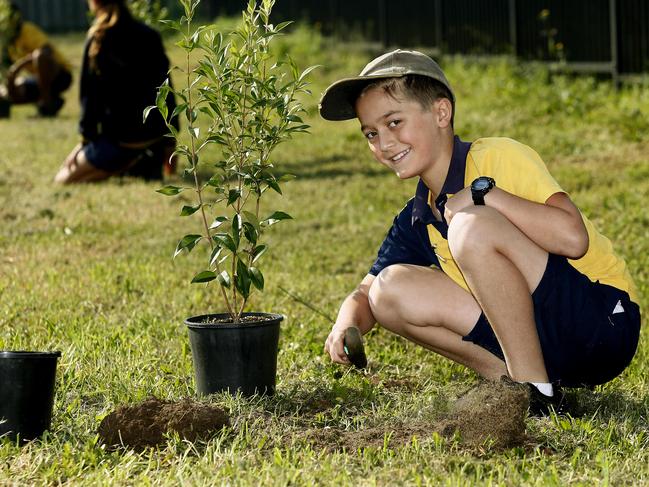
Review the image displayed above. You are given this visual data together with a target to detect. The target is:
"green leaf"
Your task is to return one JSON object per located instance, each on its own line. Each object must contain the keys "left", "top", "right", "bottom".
{"left": 216, "top": 270, "right": 231, "bottom": 288}
{"left": 298, "top": 64, "right": 320, "bottom": 83}
{"left": 261, "top": 211, "right": 293, "bottom": 227}
{"left": 155, "top": 80, "right": 170, "bottom": 120}
{"left": 235, "top": 259, "right": 251, "bottom": 299}
{"left": 206, "top": 174, "right": 224, "bottom": 187}
{"left": 167, "top": 123, "right": 179, "bottom": 139}
{"left": 143, "top": 105, "right": 157, "bottom": 123}
{"left": 242, "top": 211, "right": 261, "bottom": 232}
{"left": 209, "top": 246, "right": 223, "bottom": 267}
{"left": 191, "top": 270, "right": 217, "bottom": 283}
{"left": 249, "top": 266, "right": 264, "bottom": 290}
{"left": 180, "top": 204, "right": 201, "bottom": 216}
{"left": 287, "top": 124, "right": 310, "bottom": 133}
{"left": 231, "top": 214, "right": 242, "bottom": 249}
{"left": 174, "top": 234, "right": 202, "bottom": 259}
{"left": 243, "top": 222, "right": 258, "bottom": 245}
{"left": 186, "top": 107, "right": 198, "bottom": 123}
{"left": 251, "top": 244, "right": 267, "bottom": 263}
{"left": 159, "top": 19, "right": 181, "bottom": 31}
{"left": 171, "top": 102, "right": 189, "bottom": 120}
{"left": 209, "top": 216, "right": 228, "bottom": 229}
{"left": 266, "top": 178, "right": 282, "bottom": 194}
{"left": 274, "top": 21, "right": 293, "bottom": 32}
{"left": 213, "top": 233, "right": 238, "bottom": 253}
{"left": 156, "top": 185, "right": 184, "bottom": 196}
{"left": 227, "top": 189, "right": 242, "bottom": 206}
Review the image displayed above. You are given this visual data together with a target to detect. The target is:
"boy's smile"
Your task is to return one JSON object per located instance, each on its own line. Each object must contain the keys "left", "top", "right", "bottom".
{"left": 355, "top": 86, "right": 453, "bottom": 192}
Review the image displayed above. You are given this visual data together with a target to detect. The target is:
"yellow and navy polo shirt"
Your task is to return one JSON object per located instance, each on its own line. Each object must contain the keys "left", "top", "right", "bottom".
{"left": 7, "top": 21, "right": 71, "bottom": 73}
{"left": 369, "top": 136, "right": 638, "bottom": 304}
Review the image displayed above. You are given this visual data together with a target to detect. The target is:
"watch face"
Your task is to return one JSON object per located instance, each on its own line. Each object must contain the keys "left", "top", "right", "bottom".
{"left": 473, "top": 179, "right": 490, "bottom": 191}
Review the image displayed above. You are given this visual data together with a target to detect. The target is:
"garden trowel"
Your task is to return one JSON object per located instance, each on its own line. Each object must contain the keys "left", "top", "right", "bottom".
{"left": 343, "top": 326, "right": 367, "bottom": 369}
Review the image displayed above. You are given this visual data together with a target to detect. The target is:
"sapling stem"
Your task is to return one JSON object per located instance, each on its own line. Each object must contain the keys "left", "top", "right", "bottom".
{"left": 183, "top": 8, "right": 234, "bottom": 319}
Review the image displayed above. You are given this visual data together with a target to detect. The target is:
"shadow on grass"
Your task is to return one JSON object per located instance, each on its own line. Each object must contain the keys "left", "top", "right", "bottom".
{"left": 277, "top": 154, "right": 385, "bottom": 181}
{"left": 186, "top": 154, "right": 385, "bottom": 184}
{"left": 563, "top": 387, "right": 648, "bottom": 424}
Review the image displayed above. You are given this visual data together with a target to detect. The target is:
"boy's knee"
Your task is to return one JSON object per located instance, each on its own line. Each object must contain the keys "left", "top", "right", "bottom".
{"left": 447, "top": 207, "right": 497, "bottom": 261}
{"left": 368, "top": 264, "right": 410, "bottom": 323}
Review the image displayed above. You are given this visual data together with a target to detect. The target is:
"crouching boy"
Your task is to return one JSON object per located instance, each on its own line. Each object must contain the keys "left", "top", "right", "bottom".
{"left": 319, "top": 50, "right": 641, "bottom": 415}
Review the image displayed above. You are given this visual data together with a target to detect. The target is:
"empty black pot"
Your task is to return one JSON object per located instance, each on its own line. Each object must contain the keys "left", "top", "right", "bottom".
{"left": 0, "top": 351, "right": 61, "bottom": 442}
{"left": 185, "top": 313, "right": 282, "bottom": 396}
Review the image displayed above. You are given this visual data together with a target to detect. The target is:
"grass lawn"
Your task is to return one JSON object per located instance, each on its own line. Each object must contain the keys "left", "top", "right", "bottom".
{"left": 1, "top": 25, "right": 648, "bottom": 485}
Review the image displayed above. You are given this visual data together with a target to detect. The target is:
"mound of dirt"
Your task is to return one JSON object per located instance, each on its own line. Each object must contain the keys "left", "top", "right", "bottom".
{"left": 98, "top": 397, "right": 229, "bottom": 450}
{"left": 437, "top": 376, "right": 529, "bottom": 448}
{"left": 299, "top": 377, "right": 530, "bottom": 452}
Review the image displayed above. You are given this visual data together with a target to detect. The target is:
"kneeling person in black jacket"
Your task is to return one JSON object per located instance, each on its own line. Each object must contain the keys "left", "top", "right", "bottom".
{"left": 55, "top": 0, "right": 178, "bottom": 183}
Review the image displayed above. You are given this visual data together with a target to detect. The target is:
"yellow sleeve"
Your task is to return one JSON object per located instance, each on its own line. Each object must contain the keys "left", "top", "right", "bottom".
{"left": 14, "top": 22, "right": 50, "bottom": 55}
{"left": 466, "top": 137, "right": 564, "bottom": 204}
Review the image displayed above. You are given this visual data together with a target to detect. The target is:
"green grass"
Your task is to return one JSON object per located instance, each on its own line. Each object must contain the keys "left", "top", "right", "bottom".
{"left": 1, "top": 25, "right": 648, "bottom": 485}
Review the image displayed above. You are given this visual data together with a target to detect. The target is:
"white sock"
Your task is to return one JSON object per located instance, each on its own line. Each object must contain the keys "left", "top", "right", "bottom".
{"left": 530, "top": 382, "right": 554, "bottom": 397}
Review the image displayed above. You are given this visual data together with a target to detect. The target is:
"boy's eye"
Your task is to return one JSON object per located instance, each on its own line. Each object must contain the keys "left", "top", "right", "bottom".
{"left": 364, "top": 131, "right": 377, "bottom": 140}
{"left": 388, "top": 119, "right": 401, "bottom": 128}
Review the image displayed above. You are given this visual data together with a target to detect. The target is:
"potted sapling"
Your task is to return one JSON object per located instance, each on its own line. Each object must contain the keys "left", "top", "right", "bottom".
{"left": 148, "top": 0, "right": 315, "bottom": 396}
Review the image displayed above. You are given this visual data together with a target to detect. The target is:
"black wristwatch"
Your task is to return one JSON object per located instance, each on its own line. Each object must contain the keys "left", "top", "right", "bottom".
{"left": 470, "top": 176, "right": 496, "bottom": 205}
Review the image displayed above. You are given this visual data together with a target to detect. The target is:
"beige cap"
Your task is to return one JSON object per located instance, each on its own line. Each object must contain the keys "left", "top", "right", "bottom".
{"left": 319, "top": 49, "right": 454, "bottom": 121}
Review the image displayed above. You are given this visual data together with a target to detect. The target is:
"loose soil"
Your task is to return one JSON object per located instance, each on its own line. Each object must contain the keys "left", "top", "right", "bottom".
{"left": 98, "top": 379, "right": 529, "bottom": 452}
{"left": 299, "top": 377, "right": 530, "bottom": 452}
{"left": 98, "top": 397, "right": 229, "bottom": 450}
{"left": 437, "top": 376, "right": 529, "bottom": 448}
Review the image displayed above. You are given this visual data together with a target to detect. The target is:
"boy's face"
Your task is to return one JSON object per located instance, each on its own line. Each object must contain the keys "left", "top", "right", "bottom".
{"left": 355, "top": 85, "right": 452, "bottom": 182}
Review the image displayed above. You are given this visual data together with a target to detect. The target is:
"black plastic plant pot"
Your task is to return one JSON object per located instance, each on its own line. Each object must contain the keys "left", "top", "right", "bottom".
{"left": 0, "top": 351, "right": 61, "bottom": 442}
{"left": 185, "top": 313, "right": 282, "bottom": 397}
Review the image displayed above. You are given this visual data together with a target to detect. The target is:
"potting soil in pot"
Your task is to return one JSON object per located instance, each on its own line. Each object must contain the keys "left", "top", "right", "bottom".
{"left": 98, "top": 397, "right": 229, "bottom": 450}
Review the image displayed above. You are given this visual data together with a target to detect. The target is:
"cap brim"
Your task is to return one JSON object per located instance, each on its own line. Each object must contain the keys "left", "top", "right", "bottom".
{"left": 319, "top": 74, "right": 405, "bottom": 121}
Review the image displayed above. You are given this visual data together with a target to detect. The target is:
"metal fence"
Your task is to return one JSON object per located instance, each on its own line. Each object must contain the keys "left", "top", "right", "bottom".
{"left": 13, "top": 0, "right": 89, "bottom": 32}
{"left": 11, "top": 0, "right": 649, "bottom": 76}
{"left": 211, "top": 0, "right": 649, "bottom": 78}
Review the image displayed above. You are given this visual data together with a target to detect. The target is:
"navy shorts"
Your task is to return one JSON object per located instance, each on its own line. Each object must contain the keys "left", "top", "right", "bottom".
{"left": 463, "top": 253, "right": 641, "bottom": 388}
{"left": 83, "top": 137, "right": 141, "bottom": 172}
{"left": 83, "top": 137, "right": 169, "bottom": 180}
{"left": 22, "top": 69, "right": 72, "bottom": 100}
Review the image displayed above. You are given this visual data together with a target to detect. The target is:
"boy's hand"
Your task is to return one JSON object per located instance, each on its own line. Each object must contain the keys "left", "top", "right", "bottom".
{"left": 444, "top": 187, "right": 473, "bottom": 224}
{"left": 324, "top": 325, "right": 352, "bottom": 365}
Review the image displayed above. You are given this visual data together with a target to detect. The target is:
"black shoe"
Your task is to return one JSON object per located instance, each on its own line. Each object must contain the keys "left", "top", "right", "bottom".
{"left": 37, "top": 97, "right": 64, "bottom": 117}
{"left": 343, "top": 327, "right": 367, "bottom": 369}
{"left": 526, "top": 383, "right": 566, "bottom": 416}
{"left": 0, "top": 97, "right": 10, "bottom": 118}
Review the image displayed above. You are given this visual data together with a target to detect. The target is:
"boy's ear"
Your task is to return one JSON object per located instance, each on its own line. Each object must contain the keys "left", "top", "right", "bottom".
{"left": 435, "top": 98, "right": 453, "bottom": 128}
